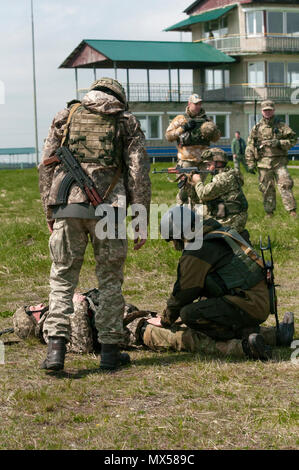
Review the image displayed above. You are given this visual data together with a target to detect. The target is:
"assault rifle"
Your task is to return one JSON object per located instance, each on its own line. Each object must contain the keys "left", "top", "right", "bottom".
{"left": 152, "top": 166, "right": 215, "bottom": 188}
{"left": 260, "top": 236, "right": 280, "bottom": 342}
{"left": 0, "top": 328, "right": 14, "bottom": 337}
{"left": 44, "top": 146, "right": 103, "bottom": 206}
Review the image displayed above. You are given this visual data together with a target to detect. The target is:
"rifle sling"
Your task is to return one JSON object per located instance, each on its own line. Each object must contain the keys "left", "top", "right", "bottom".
{"left": 211, "top": 230, "right": 264, "bottom": 269}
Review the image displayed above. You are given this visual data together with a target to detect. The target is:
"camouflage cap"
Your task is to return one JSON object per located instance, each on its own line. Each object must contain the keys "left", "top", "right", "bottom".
{"left": 200, "top": 121, "right": 221, "bottom": 143}
{"left": 13, "top": 307, "right": 36, "bottom": 339}
{"left": 89, "top": 77, "right": 127, "bottom": 104}
{"left": 202, "top": 147, "right": 228, "bottom": 163}
{"left": 261, "top": 100, "right": 275, "bottom": 111}
{"left": 188, "top": 93, "right": 202, "bottom": 104}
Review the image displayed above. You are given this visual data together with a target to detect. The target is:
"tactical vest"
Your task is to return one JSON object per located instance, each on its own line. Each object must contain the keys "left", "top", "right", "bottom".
{"left": 203, "top": 229, "right": 265, "bottom": 296}
{"left": 207, "top": 188, "right": 248, "bottom": 219}
{"left": 183, "top": 112, "right": 209, "bottom": 146}
{"left": 67, "top": 105, "right": 123, "bottom": 166}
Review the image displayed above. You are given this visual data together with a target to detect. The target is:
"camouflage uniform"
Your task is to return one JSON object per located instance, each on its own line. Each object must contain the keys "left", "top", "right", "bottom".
{"left": 194, "top": 150, "right": 248, "bottom": 234}
{"left": 165, "top": 106, "right": 220, "bottom": 205}
{"left": 245, "top": 101, "right": 297, "bottom": 215}
{"left": 38, "top": 79, "right": 151, "bottom": 346}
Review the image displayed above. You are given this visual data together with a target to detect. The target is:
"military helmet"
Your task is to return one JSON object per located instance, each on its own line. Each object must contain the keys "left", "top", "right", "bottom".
{"left": 13, "top": 307, "right": 36, "bottom": 339}
{"left": 201, "top": 147, "right": 228, "bottom": 163}
{"left": 200, "top": 121, "right": 221, "bottom": 143}
{"left": 89, "top": 77, "right": 127, "bottom": 104}
{"left": 160, "top": 206, "right": 197, "bottom": 242}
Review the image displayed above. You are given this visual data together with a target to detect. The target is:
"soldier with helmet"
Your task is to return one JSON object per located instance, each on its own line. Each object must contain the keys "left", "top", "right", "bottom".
{"left": 38, "top": 77, "right": 151, "bottom": 372}
{"left": 245, "top": 100, "right": 297, "bottom": 218}
{"left": 144, "top": 206, "right": 274, "bottom": 361}
{"left": 165, "top": 93, "right": 221, "bottom": 204}
{"left": 189, "top": 147, "right": 249, "bottom": 241}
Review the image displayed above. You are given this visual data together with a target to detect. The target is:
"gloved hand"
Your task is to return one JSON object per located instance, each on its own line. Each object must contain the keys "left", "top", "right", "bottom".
{"left": 248, "top": 168, "right": 256, "bottom": 175}
{"left": 260, "top": 139, "right": 280, "bottom": 149}
{"left": 182, "top": 120, "right": 197, "bottom": 132}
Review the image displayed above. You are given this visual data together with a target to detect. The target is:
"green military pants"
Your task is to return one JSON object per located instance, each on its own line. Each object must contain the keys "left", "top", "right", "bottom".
{"left": 43, "top": 218, "right": 128, "bottom": 344}
{"left": 179, "top": 297, "right": 260, "bottom": 341}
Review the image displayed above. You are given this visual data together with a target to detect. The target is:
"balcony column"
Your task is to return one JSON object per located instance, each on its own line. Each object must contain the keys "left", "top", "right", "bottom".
{"left": 126, "top": 68, "right": 130, "bottom": 102}
{"left": 114, "top": 62, "right": 118, "bottom": 79}
{"left": 147, "top": 68, "right": 151, "bottom": 102}
{"left": 75, "top": 68, "right": 78, "bottom": 100}
{"left": 177, "top": 69, "right": 181, "bottom": 102}
{"left": 93, "top": 67, "right": 97, "bottom": 81}
{"left": 168, "top": 65, "right": 172, "bottom": 102}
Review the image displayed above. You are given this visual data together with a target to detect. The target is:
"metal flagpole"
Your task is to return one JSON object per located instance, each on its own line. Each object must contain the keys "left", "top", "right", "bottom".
{"left": 31, "top": 0, "right": 39, "bottom": 166}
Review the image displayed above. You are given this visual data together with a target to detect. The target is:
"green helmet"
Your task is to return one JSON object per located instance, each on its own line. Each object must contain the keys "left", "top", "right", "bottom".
{"left": 89, "top": 77, "right": 127, "bottom": 104}
{"left": 202, "top": 147, "right": 228, "bottom": 163}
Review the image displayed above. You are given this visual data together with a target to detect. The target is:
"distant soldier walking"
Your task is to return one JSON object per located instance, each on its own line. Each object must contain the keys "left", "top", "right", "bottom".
{"left": 245, "top": 100, "right": 297, "bottom": 217}
{"left": 38, "top": 77, "right": 151, "bottom": 372}
{"left": 231, "top": 131, "right": 248, "bottom": 172}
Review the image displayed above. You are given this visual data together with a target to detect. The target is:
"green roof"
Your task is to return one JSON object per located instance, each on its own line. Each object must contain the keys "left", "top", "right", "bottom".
{"left": 165, "top": 5, "right": 236, "bottom": 32}
{"left": 60, "top": 39, "right": 235, "bottom": 69}
{"left": 0, "top": 148, "right": 36, "bottom": 155}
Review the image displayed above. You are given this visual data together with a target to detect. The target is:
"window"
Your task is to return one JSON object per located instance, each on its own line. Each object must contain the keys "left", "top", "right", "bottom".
{"left": 203, "top": 15, "right": 228, "bottom": 39}
{"left": 268, "top": 63, "right": 284, "bottom": 85}
{"left": 249, "top": 114, "right": 262, "bottom": 133}
{"left": 208, "top": 114, "right": 230, "bottom": 139}
{"left": 287, "top": 12, "right": 299, "bottom": 35}
{"left": 268, "top": 12, "right": 283, "bottom": 35}
{"left": 246, "top": 11, "right": 264, "bottom": 36}
{"left": 288, "top": 63, "right": 299, "bottom": 87}
{"left": 134, "top": 114, "right": 162, "bottom": 140}
{"left": 267, "top": 11, "right": 299, "bottom": 36}
{"left": 248, "top": 62, "right": 265, "bottom": 86}
{"left": 205, "top": 69, "right": 230, "bottom": 90}
{"left": 289, "top": 115, "right": 299, "bottom": 136}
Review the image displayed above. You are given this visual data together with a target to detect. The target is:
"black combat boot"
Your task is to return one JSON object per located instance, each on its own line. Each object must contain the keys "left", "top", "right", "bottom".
{"left": 40, "top": 337, "right": 66, "bottom": 371}
{"left": 277, "top": 312, "right": 295, "bottom": 347}
{"left": 99, "top": 344, "right": 131, "bottom": 372}
{"left": 242, "top": 333, "right": 272, "bottom": 361}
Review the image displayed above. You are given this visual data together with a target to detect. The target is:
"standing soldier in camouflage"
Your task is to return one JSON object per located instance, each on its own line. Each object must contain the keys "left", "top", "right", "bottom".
{"left": 38, "top": 77, "right": 151, "bottom": 372}
{"left": 245, "top": 100, "right": 297, "bottom": 218}
{"left": 165, "top": 94, "right": 220, "bottom": 204}
{"left": 189, "top": 148, "right": 249, "bottom": 241}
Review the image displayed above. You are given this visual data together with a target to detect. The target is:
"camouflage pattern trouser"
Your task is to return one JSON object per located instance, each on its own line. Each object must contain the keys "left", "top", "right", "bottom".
{"left": 143, "top": 323, "right": 277, "bottom": 358}
{"left": 233, "top": 154, "right": 248, "bottom": 172}
{"left": 258, "top": 165, "right": 296, "bottom": 214}
{"left": 43, "top": 218, "right": 128, "bottom": 344}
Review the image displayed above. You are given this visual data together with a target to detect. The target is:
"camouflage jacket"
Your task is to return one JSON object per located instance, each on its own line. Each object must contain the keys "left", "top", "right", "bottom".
{"left": 39, "top": 91, "right": 151, "bottom": 221}
{"left": 194, "top": 168, "right": 248, "bottom": 232}
{"left": 165, "top": 107, "right": 211, "bottom": 163}
{"left": 245, "top": 116, "right": 297, "bottom": 170}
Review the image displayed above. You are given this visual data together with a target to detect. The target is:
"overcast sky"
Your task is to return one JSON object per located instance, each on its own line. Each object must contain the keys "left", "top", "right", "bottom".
{"left": 0, "top": 0, "right": 192, "bottom": 158}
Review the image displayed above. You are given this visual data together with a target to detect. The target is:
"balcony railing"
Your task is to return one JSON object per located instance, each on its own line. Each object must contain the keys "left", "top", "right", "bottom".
{"left": 199, "top": 33, "right": 299, "bottom": 54}
{"left": 78, "top": 83, "right": 299, "bottom": 103}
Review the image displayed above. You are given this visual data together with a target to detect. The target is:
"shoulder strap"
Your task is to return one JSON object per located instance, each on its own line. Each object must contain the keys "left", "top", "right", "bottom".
{"left": 209, "top": 230, "right": 264, "bottom": 269}
{"left": 61, "top": 102, "right": 82, "bottom": 147}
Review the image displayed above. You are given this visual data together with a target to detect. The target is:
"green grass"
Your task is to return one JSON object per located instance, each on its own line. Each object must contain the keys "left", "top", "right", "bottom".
{"left": 0, "top": 165, "right": 298, "bottom": 450}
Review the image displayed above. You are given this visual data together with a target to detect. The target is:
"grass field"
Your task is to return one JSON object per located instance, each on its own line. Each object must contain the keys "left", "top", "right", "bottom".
{"left": 0, "top": 164, "right": 298, "bottom": 450}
